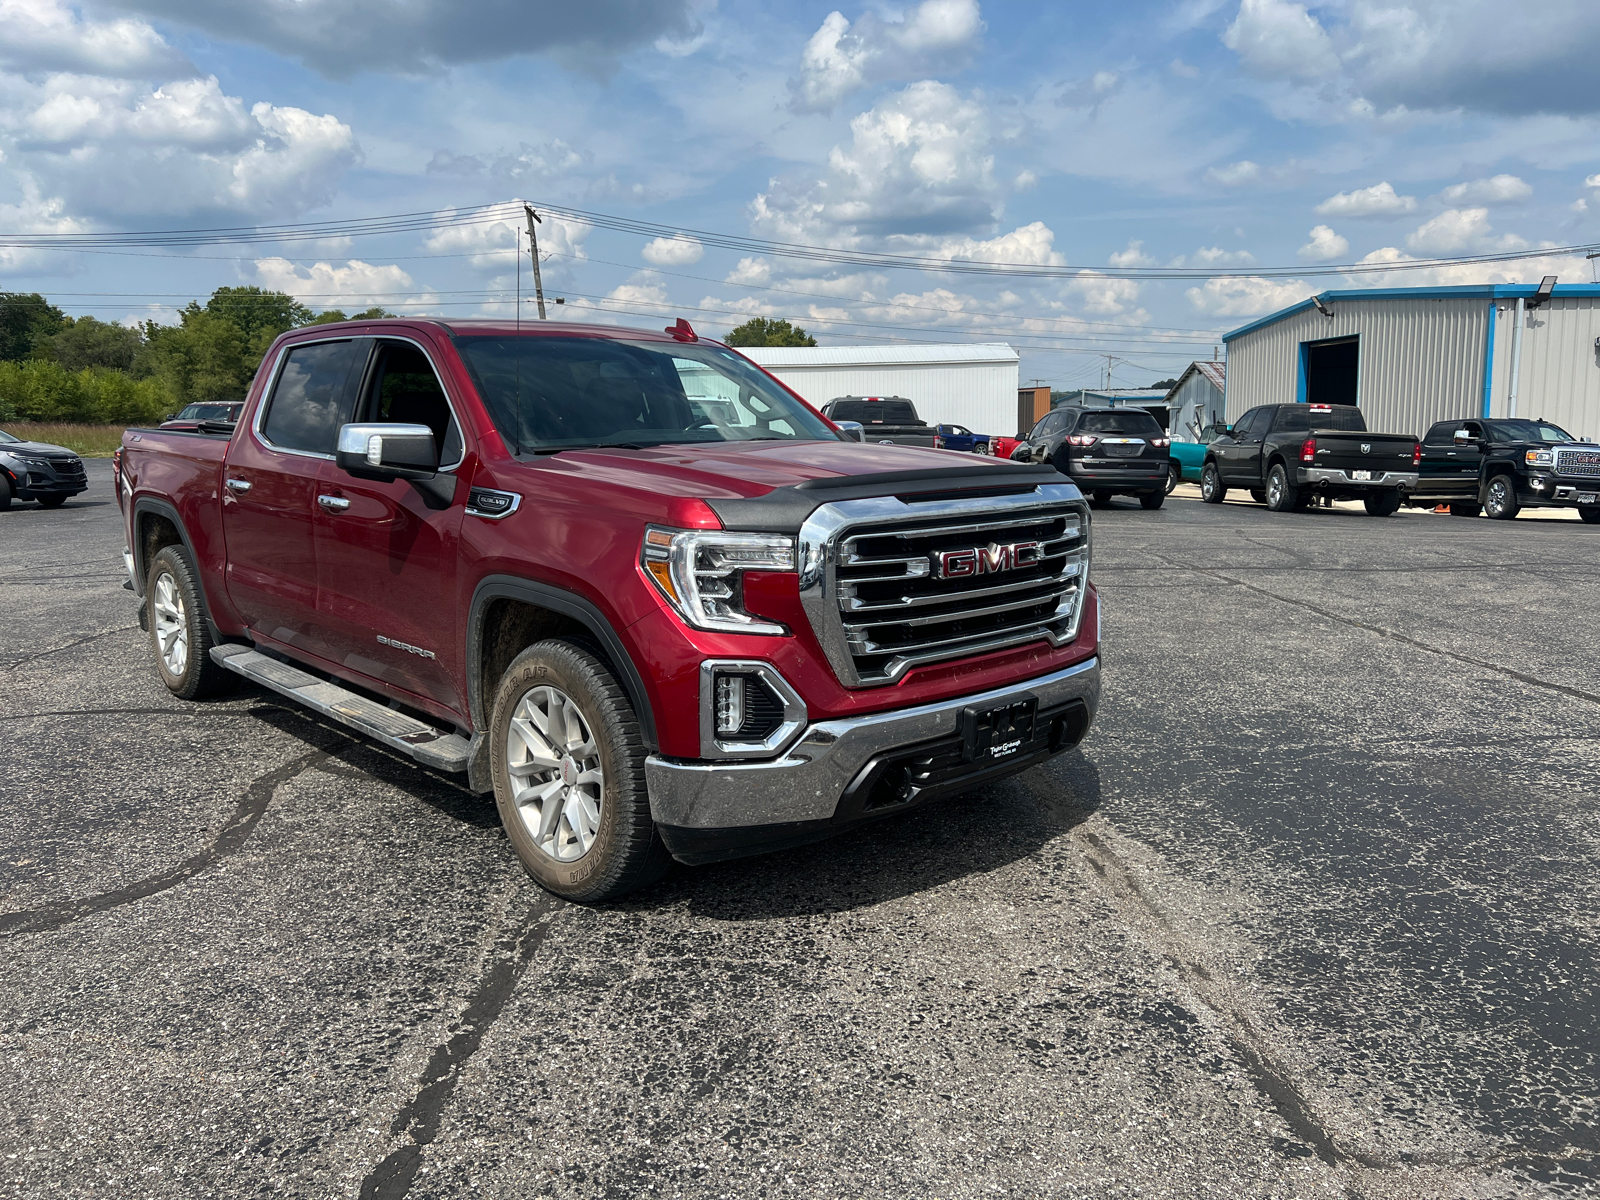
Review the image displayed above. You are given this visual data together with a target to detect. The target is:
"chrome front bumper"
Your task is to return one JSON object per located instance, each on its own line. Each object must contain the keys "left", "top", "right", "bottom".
{"left": 1298, "top": 468, "right": 1418, "bottom": 489}
{"left": 644, "top": 655, "right": 1100, "bottom": 831}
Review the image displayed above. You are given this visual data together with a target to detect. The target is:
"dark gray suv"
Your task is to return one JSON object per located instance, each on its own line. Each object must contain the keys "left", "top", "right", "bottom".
{"left": 0, "top": 428, "right": 89, "bottom": 509}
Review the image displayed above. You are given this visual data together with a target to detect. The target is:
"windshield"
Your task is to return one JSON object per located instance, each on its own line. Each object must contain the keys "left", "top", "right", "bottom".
{"left": 453, "top": 336, "right": 839, "bottom": 451}
{"left": 1490, "top": 419, "right": 1574, "bottom": 443}
{"left": 1076, "top": 410, "right": 1164, "bottom": 436}
{"left": 0, "top": 429, "right": 18, "bottom": 444}
{"left": 178, "top": 403, "right": 238, "bottom": 421}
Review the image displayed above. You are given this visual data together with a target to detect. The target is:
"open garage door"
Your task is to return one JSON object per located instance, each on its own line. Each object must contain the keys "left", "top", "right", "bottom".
{"left": 1303, "top": 337, "right": 1359, "bottom": 407}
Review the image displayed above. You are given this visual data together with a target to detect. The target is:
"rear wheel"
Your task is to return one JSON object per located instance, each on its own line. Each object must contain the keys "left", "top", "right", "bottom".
{"left": 1579, "top": 506, "right": 1600, "bottom": 524}
{"left": 1484, "top": 474, "right": 1520, "bottom": 520}
{"left": 38, "top": 494, "right": 68, "bottom": 509}
{"left": 1200, "top": 462, "right": 1226, "bottom": 504}
{"left": 1364, "top": 489, "right": 1403, "bottom": 517}
{"left": 1449, "top": 501, "right": 1481, "bottom": 518}
{"left": 1139, "top": 489, "right": 1165, "bottom": 510}
{"left": 1091, "top": 490, "right": 1113, "bottom": 506}
{"left": 490, "top": 639, "right": 669, "bottom": 903}
{"left": 1164, "top": 462, "right": 1180, "bottom": 495}
{"left": 1264, "top": 464, "right": 1301, "bottom": 513}
{"left": 146, "top": 546, "right": 236, "bottom": 700}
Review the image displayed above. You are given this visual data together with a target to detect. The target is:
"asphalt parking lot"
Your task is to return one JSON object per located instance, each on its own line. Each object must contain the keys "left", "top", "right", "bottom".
{"left": 3, "top": 462, "right": 1598, "bottom": 1199}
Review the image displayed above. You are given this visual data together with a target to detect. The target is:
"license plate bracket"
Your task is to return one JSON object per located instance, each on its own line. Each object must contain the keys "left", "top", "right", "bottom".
{"left": 960, "top": 696, "right": 1038, "bottom": 762}
{"left": 1578, "top": 492, "right": 1598, "bottom": 504}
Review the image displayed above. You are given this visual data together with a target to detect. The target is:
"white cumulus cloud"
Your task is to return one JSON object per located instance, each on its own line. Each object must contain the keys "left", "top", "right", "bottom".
{"left": 252, "top": 258, "right": 424, "bottom": 309}
{"left": 1222, "top": 0, "right": 1339, "bottom": 82}
{"left": 1108, "top": 240, "right": 1157, "bottom": 268}
{"left": 1187, "top": 275, "right": 1313, "bottom": 316}
{"left": 1437, "top": 174, "right": 1532, "bottom": 205}
{"left": 0, "top": 0, "right": 190, "bottom": 78}
{"left": 1314, "top": 181, "right": 1417, "bottom": 218}
{"left": 1404, "top": 207, "right": 1526, "bottom": 254}
{"left": 1205, "top": 160, "right": 1260, "bottom": 186}
{"left": 641, "top": 234, "right": 704, "bottom": 266}
{"left": 793, "top": 0, "right": 983, "bottom": 111}
{"left": 1299, "top": 225, "right": 1349, "bottom": 261}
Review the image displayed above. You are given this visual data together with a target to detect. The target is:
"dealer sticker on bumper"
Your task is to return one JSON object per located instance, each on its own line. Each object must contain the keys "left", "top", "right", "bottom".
{"left": 1352, "top": 469, "right": 1373, "bottom": 481}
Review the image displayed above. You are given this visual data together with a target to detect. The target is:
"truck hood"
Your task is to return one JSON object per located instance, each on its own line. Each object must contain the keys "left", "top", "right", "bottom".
{"left": 525, "top": 438, "right": 1028, "bottom": 501}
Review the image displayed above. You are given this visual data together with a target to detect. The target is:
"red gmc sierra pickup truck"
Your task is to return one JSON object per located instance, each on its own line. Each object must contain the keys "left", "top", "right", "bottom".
{"left": 116, "top": 318, "right": 1101, "bottom": 901}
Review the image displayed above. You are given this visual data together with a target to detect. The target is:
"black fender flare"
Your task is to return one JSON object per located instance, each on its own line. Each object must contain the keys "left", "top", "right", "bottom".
{"left": 466, "top": 574, "right": 659, "bottom": 753}
{"left": 130, "top": 496, "right": 225, "bottom": 644}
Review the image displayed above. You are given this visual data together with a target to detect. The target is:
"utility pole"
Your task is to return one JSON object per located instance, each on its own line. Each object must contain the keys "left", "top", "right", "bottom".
{"left": 523, "top": 204, "right": 548, "bottom": 320}
{"left": 1102, "top": 355, "right": 1113, "bottom": 390}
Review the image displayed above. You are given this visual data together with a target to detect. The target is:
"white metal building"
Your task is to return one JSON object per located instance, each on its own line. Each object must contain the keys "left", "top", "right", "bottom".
{"left": 742, "top": 343, "right": 1020, "bottom": 433}
{"left": 1163, "top": 361, "right": 1226, "bottom": 441}
{"left": 1222, "top": 284, "right": 1600, "bottom": 440}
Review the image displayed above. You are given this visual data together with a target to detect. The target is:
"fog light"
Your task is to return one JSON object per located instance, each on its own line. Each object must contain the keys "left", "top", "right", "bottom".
{"left": 714, "top": 675, "right": 744, "bottom": 735}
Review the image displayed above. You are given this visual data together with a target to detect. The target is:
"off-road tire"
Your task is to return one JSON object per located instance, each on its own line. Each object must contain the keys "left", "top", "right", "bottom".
{"left": 1264, "top": 464, "right": 1301, "bottom": 513}
{"left": 38, "top": 494, "right": 68, "bottom": 508}
{"left": 490, "top": 639, "right": 669, "bottom": 904}
{"left": 1579, "top": 506, "right": 1600, "bottom": 524}
{"left": 1200, "top": 462, "right": 1226, "bottom": 504}
{"left": 1449, "top": 502, "right": 1481, "bottom": 518}
{"left": 1364, "top": 489, "right": 1403, "bottom": 517}
{"left": 1164, "top": 463, "right": 1180, "bottom": 495}
{"left": 1139, "top": 489, "right": 1165, "bottom": 510}
{"left": 1484, "top": 474, "right": 1520, "bottom": 520}
{"left": 146, "top": 546, "right": 236, "bottom": 700}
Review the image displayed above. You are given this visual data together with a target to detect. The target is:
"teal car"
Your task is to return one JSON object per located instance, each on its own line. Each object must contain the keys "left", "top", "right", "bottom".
{"left": 1165, "top": 423, "right": 1226, "bottom": 493}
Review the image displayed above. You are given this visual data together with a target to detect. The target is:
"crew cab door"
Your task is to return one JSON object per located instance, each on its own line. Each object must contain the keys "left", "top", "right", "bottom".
{"left": 1420, "top": 420, "right": 1482, "bottom": 499}
{"left": 312, "top": 337, "right": 469, "bottom": 715}
{"left": 222, "top": 337, "right": 366, "bottom": 660}
{"left": 1216, "top": 408, "right": 1263, "bottom": 482}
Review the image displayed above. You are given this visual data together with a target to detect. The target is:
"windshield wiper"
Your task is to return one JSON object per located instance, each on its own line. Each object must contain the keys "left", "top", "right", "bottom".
{"left": 528, "top": 441, "right": 651, "bottom": 455}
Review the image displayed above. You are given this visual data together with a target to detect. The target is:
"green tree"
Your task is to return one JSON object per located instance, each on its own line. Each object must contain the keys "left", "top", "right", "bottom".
{"left": 204, "top": 286, "right": 312, "bottom": 343}
{"left": 0, "top": 292, "right": 67, "bottom": 362}
{"left": 305, "top": 306, "right": 397, "bottom": 325}
{"left": 134, "top": 304, "right": 252, "bottom": 407}
{"left": 48, "top": 316, "right": 145, "bottom": 371}
{"left": 724, "top": 317, "right": 817, "bottom": 347}
{"left": 1150, "top": 377, "right": 1180, "bottom": 390}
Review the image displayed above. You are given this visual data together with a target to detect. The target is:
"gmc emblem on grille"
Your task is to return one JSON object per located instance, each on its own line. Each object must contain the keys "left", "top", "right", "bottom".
{"left": 936, "top": 540, "right": 1044, "bottom": 579}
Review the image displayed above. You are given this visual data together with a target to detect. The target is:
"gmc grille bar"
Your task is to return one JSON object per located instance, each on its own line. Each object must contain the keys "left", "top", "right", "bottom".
{"left": 798, "top": 484, "right": 1091, "bottom": 687}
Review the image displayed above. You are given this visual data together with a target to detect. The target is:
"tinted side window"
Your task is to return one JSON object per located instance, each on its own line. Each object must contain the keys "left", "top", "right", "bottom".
{"left": 1423, "top": 422, "right": 1453, "bottom": 443}
{"left": 262, "top": 341, "right": 362, "bottom": 454}
{"left": 360, "top": 341, "right": 463, "bottom": 466}
{"left": 1274, "top": 407, "right": 1310, "bottom": 434}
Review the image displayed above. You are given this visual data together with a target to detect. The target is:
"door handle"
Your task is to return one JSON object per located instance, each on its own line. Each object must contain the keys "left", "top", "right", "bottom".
{"left": 225, "top": 477, "right": 251, "bottom": 493}
{"left": 317, "top": 494, "right": 351, "bottom": 512}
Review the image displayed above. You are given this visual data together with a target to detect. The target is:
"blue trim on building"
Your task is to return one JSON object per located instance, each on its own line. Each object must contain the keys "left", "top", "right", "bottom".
{"left": 1480, "top": 300, "right": 1496, "bottom": 418}
{"left": 1296, "top": 342, "right": 1309, "bottom": 404}
{"left": 1222, "top": 283, "right": 1600, "bottom": 343}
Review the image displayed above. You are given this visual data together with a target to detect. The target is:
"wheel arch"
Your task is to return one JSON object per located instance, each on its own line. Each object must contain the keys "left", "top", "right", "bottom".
{"left": 466, "top": 575, "right": 659, "bottom": 755}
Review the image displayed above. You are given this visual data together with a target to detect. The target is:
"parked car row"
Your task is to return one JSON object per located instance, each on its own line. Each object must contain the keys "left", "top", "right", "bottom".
{"left": 1007, "top": 402, "right": 1600, "bottom": 523}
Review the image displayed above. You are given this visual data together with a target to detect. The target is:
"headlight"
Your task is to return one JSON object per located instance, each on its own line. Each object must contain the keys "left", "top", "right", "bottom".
{"left": 21, "top": 456, "right": 53, "bottom": 469}
{"left": 642, "top": 527, "right": 795, "bottom": 635}
{"left": 1526, "top": 449, "right": 1554, "bottom": 465}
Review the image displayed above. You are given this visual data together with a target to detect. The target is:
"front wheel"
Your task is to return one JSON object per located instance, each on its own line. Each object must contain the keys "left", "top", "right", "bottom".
{"left": 1579, "top": 506, "right": 1600, "bottom": 524}
{"left": 490, "top": 639, "right": 669, "bottom": 903}
{"left": 0, "top": 474, "right": 11, "bottom": 510}
{"left": 1484, "top": 475, "right": 1520, "bottom": 520}
{"left": 1364, "top": 489, "right": 1403, "bottom": 517}
{"left": 38, "top": 494, "right": 69, "bottom": 508}
{"left": 1164, "top": 462, "right": 1180, "bottom": 495}
{"left": 1200, "top": 462, "right": 1226, "bottom": 504}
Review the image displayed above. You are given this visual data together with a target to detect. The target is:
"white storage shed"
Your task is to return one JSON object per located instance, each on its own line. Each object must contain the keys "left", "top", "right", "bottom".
{"left": 1222, "top": 284, "right": 1600, "bottom": 440}
{"left": 741, "top": 343, "right": 1020, "bottom": 435}
{"left": 1163, "top": 361, "right": 1226, "bottom": 441}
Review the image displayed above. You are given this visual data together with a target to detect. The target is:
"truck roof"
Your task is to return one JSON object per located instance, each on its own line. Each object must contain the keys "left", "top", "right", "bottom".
{"left": 286, "top": 316, "right": 710, "bottom": 346}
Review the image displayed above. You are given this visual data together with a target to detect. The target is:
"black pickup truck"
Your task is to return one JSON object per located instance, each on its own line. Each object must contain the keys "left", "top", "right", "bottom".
{"left": 1200, "top": 403, "right": 1419, "bottom": 516}
{"left": 819, "top": 396, "right": 937, "bottom": 448}
{"left": 1407, "top": 417, "right": 1600, "bottom": 522}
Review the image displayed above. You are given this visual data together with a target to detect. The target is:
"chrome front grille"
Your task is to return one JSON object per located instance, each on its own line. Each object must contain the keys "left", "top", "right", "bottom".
{"left": 1554, "top": 447, "right": 1600, "bottom": 479}
{"left": 798, "top": 485, "right": 1091, "bottom": 687}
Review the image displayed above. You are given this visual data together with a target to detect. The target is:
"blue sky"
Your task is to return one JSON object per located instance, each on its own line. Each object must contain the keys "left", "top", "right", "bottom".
{"left": 3, "top": 0, "right": 1600, "bottom": 389}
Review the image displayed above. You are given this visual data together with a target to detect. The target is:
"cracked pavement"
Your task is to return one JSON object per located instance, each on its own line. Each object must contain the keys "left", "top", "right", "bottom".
{"left": 1, "top": 462, "right": 1596, "bottom": 1198}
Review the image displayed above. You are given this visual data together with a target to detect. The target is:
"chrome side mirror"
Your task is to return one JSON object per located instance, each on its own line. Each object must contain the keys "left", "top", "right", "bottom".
{"left": 834, "top": 420, "right": 866, "bottom": 443}
{"left": 336, "top": 422, "right": 455, "bottom": 508}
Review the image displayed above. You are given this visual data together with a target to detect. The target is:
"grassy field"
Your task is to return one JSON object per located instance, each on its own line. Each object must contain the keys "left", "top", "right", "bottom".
{"left": 2, "top": 423, "right": 130, "bottom": 457}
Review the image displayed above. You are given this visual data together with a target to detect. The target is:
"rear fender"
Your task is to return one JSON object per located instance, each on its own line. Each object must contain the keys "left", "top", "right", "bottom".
{"left": 130, "top": 497, "right": 222, "bottom": 642}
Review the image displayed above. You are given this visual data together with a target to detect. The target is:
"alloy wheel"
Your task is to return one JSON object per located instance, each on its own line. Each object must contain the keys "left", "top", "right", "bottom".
{"left": 1267, "top": 472, "right": 1284, "bottom": 507}
{"left": 504, "top": 685, "right": 604, "bottom": 862}
{"left": 151, "top": 571, "right": 188, "bottom": 677}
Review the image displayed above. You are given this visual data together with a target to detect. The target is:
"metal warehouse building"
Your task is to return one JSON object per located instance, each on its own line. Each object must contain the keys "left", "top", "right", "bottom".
{"left": 742, "top": 343, "right": 1020, "bottom": 434}
{"left": 1223, "top": 284, "right": 1600, "bottom": 441}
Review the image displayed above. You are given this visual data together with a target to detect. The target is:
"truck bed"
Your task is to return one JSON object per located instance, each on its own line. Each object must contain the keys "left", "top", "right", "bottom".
{"left": 1302, "top": 430, "right": 1417, "bottom": 479}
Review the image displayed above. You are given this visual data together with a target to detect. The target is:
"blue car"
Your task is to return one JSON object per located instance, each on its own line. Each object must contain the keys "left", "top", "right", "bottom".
{"left": 933, "top": 424, "right": 993, "bottom": 454}
{"left": 1166, "top": 423, "right": 1227, "bottom": 493}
